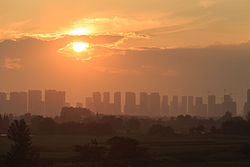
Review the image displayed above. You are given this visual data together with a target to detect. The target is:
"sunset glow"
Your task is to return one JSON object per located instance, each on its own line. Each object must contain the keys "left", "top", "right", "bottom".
{"left": 68, "top": 28, "right": 91, "bottom": 36}
{"left": 72, "top": 42, "right": 89, "bottom": 52}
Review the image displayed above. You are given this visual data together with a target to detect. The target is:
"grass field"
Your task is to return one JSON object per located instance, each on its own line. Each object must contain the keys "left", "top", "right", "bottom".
{"left": 1, "top": 135, "right": 250, "bottom": 166}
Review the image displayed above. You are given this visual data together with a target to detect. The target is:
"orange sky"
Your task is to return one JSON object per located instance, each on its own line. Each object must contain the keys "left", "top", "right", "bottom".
{"left": 1, "top": 0, "right": 250, "bottom": 113}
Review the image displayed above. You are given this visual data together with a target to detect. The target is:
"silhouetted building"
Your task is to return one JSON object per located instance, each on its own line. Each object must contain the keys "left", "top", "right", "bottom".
{"left": 208, "top": 95, "right": 216, "bottom": 117}
{"left": 188, "top": 96, "right": 194, "bottom": 115}
{"left": 223, "top": 94, "right": 236, "bottom": 116}
{"left": 0, "top": 92, "right": 7, "bottom": 114}
{"left": 114, "top": 92, "right": 121, "bottom": 114}
{"left": 45, "top": 90, "right": 65, "bottom": 117}
{"left": 180, "top": 96, "right": 187, "bottom": 115}
{"left": 244, "top": 89, "right": 250, "bottom": 115}
{"left": 124, "top": 92, "right": 136, "bottom": 115}
{"left": 171, "top": 96, "right": 179, "bottom": 116}
{"left": 103, "top": 92, "right": 111, "bottom": 114}
{"left": 28, "top": 90, "right": 43, "bottom": 115}
{"left": 92, "top": 92, "right": 102, "bottom": 113}
{"left": 195, "top": 97, "right": 207, "bottom": 117}
{"left": 9, "top": 92, "right": 27, "bottom": 115}
{"left": 140, "top": 92, "right": 149, "bottom": 115}
{"left": 161, "top": 95, "right": 169, "bottom": 116}
{"left": 149, "top": 93, "right": 161, "bottom": 116}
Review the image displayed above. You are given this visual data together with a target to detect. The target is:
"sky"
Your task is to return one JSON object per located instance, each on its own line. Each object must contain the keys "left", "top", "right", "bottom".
{"left": 1, "top": 0, "right": 250, "bottom": 113}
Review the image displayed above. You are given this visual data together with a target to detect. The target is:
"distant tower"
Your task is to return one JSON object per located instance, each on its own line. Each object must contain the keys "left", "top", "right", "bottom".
{"left": 92, "top": 92, "right": 102, "bottom": 113}
{"left": 45, "top": 90, "right": 65, "bottom": 117}
{"left": 140, "top": 92, "right": 148, "bottom": 115}
{"left": 149, "top": 93, "right": 161, "bottom": 116}
{"left": 208, "top": 95, "right": 216, "bottom": 117}
{"left": 124, "top": 92, "right": 136, "bottom": 115}
{"left": 0, "top": 92, "right": 7, "bottom": 114}
{"left": 171, "top": 96, "right": 178, "bottom": 116}
{"left": 180, "top": 96, "right": 187, "bottom": 115}
{"left": 188, "top": 96, "right": 194, "bottom": 115}
{"left": 114, "top": 92, "right": 121, "bottom": 114}
{"left": 161, "top": 95, "right": 169, "bottom": 116}
{"left": 9, "top": 92, "right": 27, "bottom": 115}
{"left": 103, "top": 92, "right": 110, "bottom": 114}
{"left": 28, "top": 90, "right": 42, "bottom": 115}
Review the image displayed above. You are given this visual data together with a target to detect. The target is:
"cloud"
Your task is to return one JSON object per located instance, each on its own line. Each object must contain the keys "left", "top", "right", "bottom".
{"left": 200, "top": 0, "right": 217, "bottom": 8}
{"left": 3, "top": 58, "right": 22, "bottom": 70}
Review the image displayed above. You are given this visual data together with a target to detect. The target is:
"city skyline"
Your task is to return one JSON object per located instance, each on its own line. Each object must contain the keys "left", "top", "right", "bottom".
{"left": 0, "top": 88, "right": 245, "bottom": 117}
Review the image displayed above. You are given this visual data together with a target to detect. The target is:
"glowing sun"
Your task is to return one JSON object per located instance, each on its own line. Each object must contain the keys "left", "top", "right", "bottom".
{"left": 72, "top": 42, "right": 89, "bottom": 52}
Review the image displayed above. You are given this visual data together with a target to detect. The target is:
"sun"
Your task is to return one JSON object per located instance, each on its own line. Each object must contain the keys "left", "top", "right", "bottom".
{"left": 72, "top": 42, "right": 89, "bottom": 52}
{"left": 68, "top": 28, "right": 90, "bottom": 35}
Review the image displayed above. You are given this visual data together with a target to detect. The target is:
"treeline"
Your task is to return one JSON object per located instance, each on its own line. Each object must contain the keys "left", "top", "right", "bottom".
{"left": 2, "top": 107, "right": 250, "bottom": 136}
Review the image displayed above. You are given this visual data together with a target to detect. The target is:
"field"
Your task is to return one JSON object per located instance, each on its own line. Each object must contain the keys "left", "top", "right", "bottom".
{"left": 1, "top": 135, "right": 250, "bottom": 166}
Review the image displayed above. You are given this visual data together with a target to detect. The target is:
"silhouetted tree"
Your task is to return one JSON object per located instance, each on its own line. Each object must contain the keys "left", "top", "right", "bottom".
{"left": 106, "top": 136, "right": 150, "bottom": 167}
{"left": 2, "top": 119, "right": 39, "bottom": 167}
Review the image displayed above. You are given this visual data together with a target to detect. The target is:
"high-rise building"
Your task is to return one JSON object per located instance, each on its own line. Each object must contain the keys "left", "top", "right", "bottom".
{"left": 92, "top": 92, "right": 102, "bottom": 113}
{"left": 188, "top": 96, "right": 194, "bottom": 115}
{"left": 208, "top": 95, "right": 216, "bottom": 117}
{"left": 139, "top": 92, "right": 148, "bottom": 115}
{"left": 114, "top": 92, "right": 121, "bottom": 114}
{"left": 180, "top": 96, "right": 187, "bottom": 115}
{"left": 244, "top": 89, "right": 250, "bottom": 115}
{"left": 149, "top": 93, "right": 161, "bottom": 116}
{"left": 45, "top": 90, "right": 65, "bottom": 117}
{"left": 28, "top": 90, "right": 42, "bottom": 115}
{"left": 9, "top": 92, "right": 27, "bottom": 115}
{"left": 171, "top": 96, "right": 179, "bottom": 116}
{"left": 103, "top": 92, "right": 110, "bottom": 104}
{"left": 124, "top": 92, "right": 136, "bottom": 115}
{"left": 0, "top": 92, "right": 7, "bottom": 114}
{"left": 223, "top": 95, "right": 236, "bottom": 116}
{"left": 161, "top": 95, "right": 169, "bottom": 116}
{"left": 103, "top": 92, "right": 111, "bottom": 114}
{"left": 195, "top": 97, "right": 207, "bottom": 117}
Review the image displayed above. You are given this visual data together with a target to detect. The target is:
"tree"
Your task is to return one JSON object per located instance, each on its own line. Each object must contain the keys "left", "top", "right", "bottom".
{"left": 2, "top": 119, "right": 39, "bottom": 167}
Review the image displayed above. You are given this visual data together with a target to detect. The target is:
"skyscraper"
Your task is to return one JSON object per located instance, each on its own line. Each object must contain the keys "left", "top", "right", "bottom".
{"left": 171, "top": 96, "right": 178, "bottom": 116}
{"left": 92, "top": 92, "right": 102, "bottom": 113}
{"left": 244, "top": 89, "right": 250, "bottom": 115}
{"left": 223, "top": 94, "right": 236, "bottom": 116}
{"left": 114, "top": 92, "right": 121, "bottom": 114}
{"left": 140, "top": 92, "right": 148, "bottom": 115}
{"left": 208, "top": 95, "right": 216, "bottom": 117}
{"left": 45, "top": 90, "right": 65, "bottom": 117}
{"left": 0, "top": 92, "right": 7, "bottom": 114}
{"left": 28, "top": 90, "right": 42, "bottom": 115}
{"left": 103, "top": 92, "right": 110, "bottom": 104}
{"left": 103, "top": 92, "right": 110, "bottom": 114}
{"left": 188, "top": 96, "right": 194, "bottom": 115}
{"left": 180, "top": 96, "right": 187, "bottom": 115}
{"left": 195, "top": 97, "right": 207, "bottom": 117}
{"left": 9, "top": 92, "right": 27, "bottom": 115}
{"left": 161, "top": 95, "right": 169, "bottom": 116}
{"left": 149, "top": 93, "right": 161, "bottom": 116}
{"left": 124, "top": 92, "right": 136, "bottom": 115}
